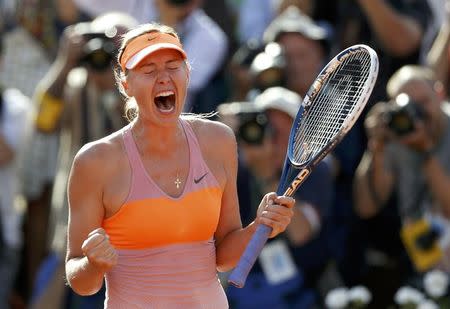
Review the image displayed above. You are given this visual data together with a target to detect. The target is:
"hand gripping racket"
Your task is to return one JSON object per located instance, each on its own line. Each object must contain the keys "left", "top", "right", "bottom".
{"left": 228, "top": 44, "right": 379, "bottom": 288}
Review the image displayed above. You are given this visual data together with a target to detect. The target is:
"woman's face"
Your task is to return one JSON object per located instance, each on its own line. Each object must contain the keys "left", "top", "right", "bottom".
{"left": 125, "top": 48, "right": 189, "bottom": 126}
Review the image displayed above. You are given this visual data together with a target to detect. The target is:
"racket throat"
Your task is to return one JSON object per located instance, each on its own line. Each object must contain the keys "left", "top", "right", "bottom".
{"left": 284, "top": 168, "right": 311, "bottom": 196}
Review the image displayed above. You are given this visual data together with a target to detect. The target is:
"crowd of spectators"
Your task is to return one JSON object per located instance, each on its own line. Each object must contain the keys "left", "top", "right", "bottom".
{"left": 0, "top": 0, "right": 449, "bottom": 308}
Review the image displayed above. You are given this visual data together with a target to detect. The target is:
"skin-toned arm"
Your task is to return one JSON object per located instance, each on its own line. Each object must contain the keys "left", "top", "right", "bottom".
{"left": 426, "top": 2, "right": 450, "bottom": 90}
{"left": 55, "top": 0, "right": 80, "bottom": 25}
{"left": 65, "top": 143, "right": 118, "bottom": 295}
{"left": 209, "top": 122, "right": 294, "bottom": 272}
{"left": 0, "top": 134, "right": 14, "bottom": 166}
{"left": 353, "top": 150, "right": 395, "bottom": 218}
{"left": 353, "top": 103, "right": 395, "bottom": 218}
{"left": 422, "top": 156, "right": 450, "bottom": 218}
{"left": 399, "top": 118, "right": 450, "bottom": 218}
{"left": 257, "top": 170, "right": 317, "bottom": 246}
{"left": 357, "top": 0, "right": 424, "bottom": 56}
{"left": 35, "top": 26, "right": 85, "bottom": 100}
{"left": 285, "top": 203, "right": 319, "bottom": 246}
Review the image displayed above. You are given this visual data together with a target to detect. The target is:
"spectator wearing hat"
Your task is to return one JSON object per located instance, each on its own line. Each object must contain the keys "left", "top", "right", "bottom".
{"left": 222, "top": 87, "right": 335, "bottom": 307}
{"left": 254, "top": 88, "right": 334, "bottom": 290}
{"left": 263, "top": 6, "right": 332, "bottom": 98}
{"left": 226, "top": 39, "right": 264, "bottom": 101}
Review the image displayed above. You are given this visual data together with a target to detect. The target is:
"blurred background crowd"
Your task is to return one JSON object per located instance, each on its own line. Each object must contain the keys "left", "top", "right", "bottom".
{"left": 0, "top": 0, "right": 449, "bottom": 308}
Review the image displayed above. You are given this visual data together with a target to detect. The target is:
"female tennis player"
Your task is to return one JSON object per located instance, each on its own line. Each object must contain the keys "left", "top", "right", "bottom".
{"left": 64, "top": 23, "right": 294, "bottom": 308}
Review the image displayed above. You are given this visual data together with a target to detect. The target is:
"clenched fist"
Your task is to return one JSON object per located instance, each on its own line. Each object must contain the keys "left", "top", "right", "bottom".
{"left": 81, "top": 228, "right": 118, "bottom": 272}
{"left": 256, "top": 192, "right": 295, "bottom": 238}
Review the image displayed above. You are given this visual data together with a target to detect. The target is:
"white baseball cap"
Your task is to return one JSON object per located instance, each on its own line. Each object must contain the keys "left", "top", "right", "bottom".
{"left": 254, "top": 87, "right": 302, "bottom": 118}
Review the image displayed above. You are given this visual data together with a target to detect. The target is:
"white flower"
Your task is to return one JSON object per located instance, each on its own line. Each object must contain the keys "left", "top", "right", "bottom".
{"left": 325, "top": 287, "right": 349, "bottom": 309}
{"left": 423, "top": 269, "right": 449, "bottom": 298}
{"left": 417, "top": 299, "right": 439, "bottom": 309}
{"left": 394, "top": 286, "right": 425, "bottom": 305}
{"left": 348, "top": 285, "right": 372, "bottom": 305}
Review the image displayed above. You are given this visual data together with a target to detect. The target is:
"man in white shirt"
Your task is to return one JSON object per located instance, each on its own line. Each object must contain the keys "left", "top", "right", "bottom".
{"left": 0, "top": 33, "right": 33, "bottom": 308}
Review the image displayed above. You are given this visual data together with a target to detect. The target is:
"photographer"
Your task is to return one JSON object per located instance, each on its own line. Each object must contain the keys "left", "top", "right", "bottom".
{"left": 354, "top": 65, "right": 450, "bottom": 275}
{"left": 22, "top": 12, "right": 138, "bottom": 308}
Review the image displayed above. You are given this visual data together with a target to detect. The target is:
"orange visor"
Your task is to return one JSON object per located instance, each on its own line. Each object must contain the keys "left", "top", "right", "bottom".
{"left": 120, "top": 32, "right": 187, "bottom": 72}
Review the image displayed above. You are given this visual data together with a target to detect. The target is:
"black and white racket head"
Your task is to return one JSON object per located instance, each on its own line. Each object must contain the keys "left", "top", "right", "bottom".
{"left": 287, "top": 44, "right": 379, "bottom": 168}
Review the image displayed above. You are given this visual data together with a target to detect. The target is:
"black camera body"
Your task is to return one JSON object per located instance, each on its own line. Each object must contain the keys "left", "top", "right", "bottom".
{"left": 250, "top": 42, "right": 286, "bottom": 92}
{"left": 166, "top": 0, "right": 192, "bottom": 6}
{"left": 74, "top": 22, "right": 117, "bottom": 72}
{"left": 236, "top": 106, "right": 269, "bottom": 145}
{"left": 385, "top": 93, "right": 426, "bottom": 136}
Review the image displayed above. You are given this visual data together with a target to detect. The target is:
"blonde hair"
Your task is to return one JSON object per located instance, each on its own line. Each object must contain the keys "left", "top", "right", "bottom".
{"left": 114, "top": 23, "right": 187, "bottom": 122}
{"left": 386, "top": 65, "right": 438, "bottom": 99}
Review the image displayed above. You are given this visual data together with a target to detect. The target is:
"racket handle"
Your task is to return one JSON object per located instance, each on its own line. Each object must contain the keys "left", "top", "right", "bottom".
{"left": 228, "top": 224, "right": 272, "bottom": 288}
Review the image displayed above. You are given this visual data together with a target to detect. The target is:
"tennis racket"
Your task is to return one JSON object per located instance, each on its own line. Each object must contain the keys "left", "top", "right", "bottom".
{"left": 228, "top": 44, "right": 379, "bottom": 288}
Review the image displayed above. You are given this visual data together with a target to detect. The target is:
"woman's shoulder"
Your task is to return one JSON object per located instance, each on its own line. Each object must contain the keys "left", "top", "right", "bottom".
{"left": 185, "top": 115, "right": 236, "bottom": 144}
{"left": 73, "top": 129, "right": 125, "bottom": 170}
{"left": 184, "top": 115, "right": 237, "bottom": 160}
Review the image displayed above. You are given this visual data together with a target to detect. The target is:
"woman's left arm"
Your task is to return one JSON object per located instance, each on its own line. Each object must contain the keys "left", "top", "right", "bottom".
{"left": 212, "top": 122, "right": 294, "bottom": 272}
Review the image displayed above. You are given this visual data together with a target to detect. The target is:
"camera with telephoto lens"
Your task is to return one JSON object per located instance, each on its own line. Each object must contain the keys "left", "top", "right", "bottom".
{"left": 250, "top": 42, "right": 286, "bottom": 92}
{"left": 384, "top": 93, "right": 426, "bottom": 136}
{"left": 74, "top": 22, "right": 117, "bottom": 72}
{"left": 234, "top": 103, "right": 269, "bottom": 145}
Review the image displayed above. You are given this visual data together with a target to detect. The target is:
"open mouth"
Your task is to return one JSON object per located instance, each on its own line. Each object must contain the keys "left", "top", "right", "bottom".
{"left": 154, "top": 91, "right": 176, "bottom": 113}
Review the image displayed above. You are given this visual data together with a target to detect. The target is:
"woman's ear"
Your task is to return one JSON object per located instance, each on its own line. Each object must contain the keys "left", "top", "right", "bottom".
{"left": 186, "top": 68, "right": 191, "bottom": 87}
{"left": 122, "top": 79, "right": 132, "bottom": 97}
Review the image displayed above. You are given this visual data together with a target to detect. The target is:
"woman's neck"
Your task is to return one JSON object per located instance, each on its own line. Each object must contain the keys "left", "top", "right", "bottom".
{"left": 131, "top": 117, "right": 184, "bottom": 156}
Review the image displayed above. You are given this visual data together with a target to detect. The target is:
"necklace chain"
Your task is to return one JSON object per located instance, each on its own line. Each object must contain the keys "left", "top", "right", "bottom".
{"left": 175, "top": 173, "right": 182, "bottom": 189}
{"left": 133, "top": 124, "right": 184, "bottom": 189}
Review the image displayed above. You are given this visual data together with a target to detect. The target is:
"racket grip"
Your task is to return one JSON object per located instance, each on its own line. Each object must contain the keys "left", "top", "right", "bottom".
{"left": 228, "top": 224, "right": 272, "bottom": 288}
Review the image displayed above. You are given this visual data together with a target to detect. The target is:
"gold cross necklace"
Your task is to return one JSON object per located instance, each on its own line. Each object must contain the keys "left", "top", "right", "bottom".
{"left": 174, "top": 123, "right": 185, "bottom": 190}
{"left": 175, "top": 174, "right": 182, "bottom": 189}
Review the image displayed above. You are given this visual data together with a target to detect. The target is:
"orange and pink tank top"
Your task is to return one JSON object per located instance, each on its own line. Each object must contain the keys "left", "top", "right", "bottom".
{"left": 102, "top": 118, "right": 228, "bottom": 308}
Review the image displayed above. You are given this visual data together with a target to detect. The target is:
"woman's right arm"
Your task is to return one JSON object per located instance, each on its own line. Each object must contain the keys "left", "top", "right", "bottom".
{"left": 65, "top": 144, "right": 118, "bottom": 295}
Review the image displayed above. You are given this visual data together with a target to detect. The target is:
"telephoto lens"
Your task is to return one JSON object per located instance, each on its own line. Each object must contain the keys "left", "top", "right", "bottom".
{"left": 81, "top": 37, "right": 116, "bottom": 71}
{"left": 237, "top": 111, "right": 269, "bottom": 145}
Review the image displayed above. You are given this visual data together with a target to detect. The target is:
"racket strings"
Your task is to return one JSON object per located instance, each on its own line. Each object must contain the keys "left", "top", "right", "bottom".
{"left": 292, "top": 51, "right": 372, "bottom": 164}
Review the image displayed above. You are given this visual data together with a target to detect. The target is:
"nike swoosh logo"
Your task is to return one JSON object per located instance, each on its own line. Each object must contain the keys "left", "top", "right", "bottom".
{"left": 194, "top": 172, "right": 208, "bottom": 184}
{"left": 147, "top": 35, "right": 157, "bottom": 41}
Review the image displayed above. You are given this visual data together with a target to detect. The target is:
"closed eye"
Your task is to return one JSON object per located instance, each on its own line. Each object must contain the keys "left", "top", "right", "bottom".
{"left": 167, "top": 60, "right": 183, "bottom": 70}
{"left": 138, "top": 63, "right": 156, "bottom": 75}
